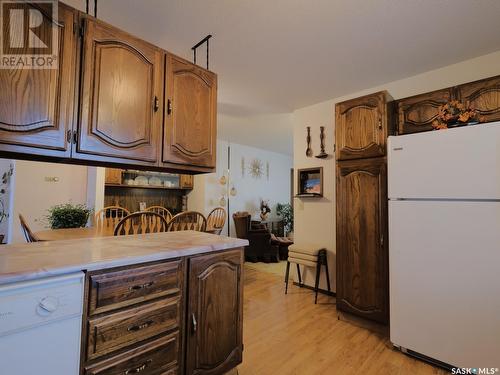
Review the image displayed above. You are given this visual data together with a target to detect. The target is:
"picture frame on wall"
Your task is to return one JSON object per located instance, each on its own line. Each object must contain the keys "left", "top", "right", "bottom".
{"left": 296, "top": 167, "right": 323, "bottom": 197}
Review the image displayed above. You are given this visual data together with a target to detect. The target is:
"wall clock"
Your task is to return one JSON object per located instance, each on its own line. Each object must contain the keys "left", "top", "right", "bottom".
{"left": 249, "top": 158, "right": 264, "bottom": 179}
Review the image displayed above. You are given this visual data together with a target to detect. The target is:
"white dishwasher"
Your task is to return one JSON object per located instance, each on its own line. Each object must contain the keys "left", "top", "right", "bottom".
{"left": 0, "top": 272, "right": 84, "bottom": 375}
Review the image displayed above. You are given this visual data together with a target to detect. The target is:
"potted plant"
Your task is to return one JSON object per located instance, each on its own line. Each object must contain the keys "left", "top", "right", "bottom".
{"left": 276, "top": 203, "right": 294, "bottom": 238}
{"left": 0, "top": 164, "right": 13, "bottom": 244}
{"left": 46, "top": 203, "right": 93, "bottom": 229}
{"left": 432, "top": 100, "right": 479, "bottom": 130}
{"left": 260, "top": 199, "right": 271, "bottom": 221}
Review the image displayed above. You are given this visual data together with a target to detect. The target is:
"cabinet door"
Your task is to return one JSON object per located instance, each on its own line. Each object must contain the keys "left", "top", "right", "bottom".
{"left": 163, "top": 55, "right": 217, "bottom": 169}
{"left": 397, "top": 88, "right": 453, "bottom": 134}
{"left": 0, "top": 3, "right": 77, "bottom": 158}
{"left": 76, "top": 17, "right": 163, "bottom": 165}
{"left": 457, "top": 75, "right": 500, "bottom": 124}
{"left": 335, "top": 91, "right": 389, "bottom": 161}
{"left": 104, "top": 168, "right": 122, "bottom": 184}
{"left": 336, "top": 158, "right": 388, "bottom": 324}
{"left": 186, "top": 249, "right": 243, "bottom": 375}
{"left": 180, "top": 174, "right": 194, "bottom": 189}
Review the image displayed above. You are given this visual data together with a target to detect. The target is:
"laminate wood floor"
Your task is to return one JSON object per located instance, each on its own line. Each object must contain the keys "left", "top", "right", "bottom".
{"left": 236, "top": 266, "right": 447, "bottom": 375}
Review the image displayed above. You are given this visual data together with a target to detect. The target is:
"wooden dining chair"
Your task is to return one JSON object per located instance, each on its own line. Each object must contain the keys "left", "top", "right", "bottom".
{"left": 19, "top": 214, "right": 41, "bottom": 243}
{"left": 206, "top": 207, "right": 227, "bottom": 235}
{"left": 145, "top": 206, "right": 173, "bottom": 223}
{"left": 95, "top": 206, "right": 130, "bottom": 233}
{"left": 114, "top": 212, "right": 168, "bottom": 236}
{"left": 167, "top": 211, "right": 207, "bottom": 232}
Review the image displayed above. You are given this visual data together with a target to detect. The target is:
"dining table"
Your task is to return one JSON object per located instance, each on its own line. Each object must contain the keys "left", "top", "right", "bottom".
{"left": 35, "top": 227, "right": 115, "bottom": 241}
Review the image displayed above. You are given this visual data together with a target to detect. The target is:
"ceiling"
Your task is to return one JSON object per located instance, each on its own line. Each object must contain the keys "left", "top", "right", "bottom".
{"left": 65, "top": 0, "right": 500, "bottom": 116}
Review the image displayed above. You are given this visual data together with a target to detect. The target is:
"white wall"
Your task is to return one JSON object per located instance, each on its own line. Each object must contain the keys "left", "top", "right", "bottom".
{"left": 293, "top": 50, "right": 500, "bottom": 290}
{"left": 10, "top": 160, "right": 89, "bottom": 244}
{"left": 218, "top": 113, "right": 293, "bottom": 156}
{"left": 189, "top": 140, "right": 293, "bottom": 237}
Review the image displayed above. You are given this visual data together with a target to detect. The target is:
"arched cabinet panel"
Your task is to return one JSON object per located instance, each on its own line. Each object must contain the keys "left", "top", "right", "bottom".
{"left": 0, "top": 3, "right": 77, "bottom": 158}
{"left": 396, "top": 88, "right": 453, "bottom": 135}
{"left": 335, "top": 91, "right": 391, "bottom": 160}
{"left": 186, "top": 249, "right": 243, "bottom": 375}
{"left": 163, "top": 54, "right": 217, "bottom": 169}
{"left": 458, "top": 76, "right": 500, "bottom": 124}
{"left": 336, "top": 157, "right": 388, "bottom": 323}
{"left": 75, "top": 17, "right": 163, "bottom": 165}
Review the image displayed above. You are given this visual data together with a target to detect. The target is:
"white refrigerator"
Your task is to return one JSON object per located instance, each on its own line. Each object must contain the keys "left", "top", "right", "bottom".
{"left": 388, "top": 122, "right": 500, "bottom": 369}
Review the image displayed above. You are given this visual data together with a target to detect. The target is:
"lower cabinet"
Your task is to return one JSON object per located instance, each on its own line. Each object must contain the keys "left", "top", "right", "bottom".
{"left": 336, "top": 157, "right": 389, "bottom": 324}
{"left": 81, "top": 249, "right": 243, "bottom": 375}
{"left": 186, "top": 250, "right": 244, "bottom": 375}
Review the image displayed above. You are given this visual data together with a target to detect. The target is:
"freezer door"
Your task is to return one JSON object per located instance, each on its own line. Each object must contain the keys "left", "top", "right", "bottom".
{"left": 389, "top": 200, "right": 500, "bottom": 368}
{"left": 388, "top": 122, "right": 500, "bottom": 200}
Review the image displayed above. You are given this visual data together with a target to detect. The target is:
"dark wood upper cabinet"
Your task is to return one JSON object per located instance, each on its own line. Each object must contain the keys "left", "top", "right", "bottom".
{"left": 186, "top": 249, "right": 243, "bottom": 375}
{"left": 75, "top": 17, "right": 163, "bottom": 166}
{"left": 0, "top": 3, "right": 77, "bottom": 158}
{"left": 396, "top": 88, "right": 453, "bottom": 134}
{"left": 336, "top": 157, "right": 388, "bottom": 324}
{"left": 335, "top": 91, "right": 392, "bottom": 161}
{"left": 457, "top": 75, "right": 500, "bottom": 124}
{"left": 163, "top": 54, "right": 217, "bottom": 169}
{"left": 396, "top": 75, "right": 500, "bottom": 134}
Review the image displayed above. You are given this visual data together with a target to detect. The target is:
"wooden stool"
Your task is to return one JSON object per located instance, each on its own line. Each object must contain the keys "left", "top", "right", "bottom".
{"left": 285, "top": 245, "right": 331, "bottom": 304}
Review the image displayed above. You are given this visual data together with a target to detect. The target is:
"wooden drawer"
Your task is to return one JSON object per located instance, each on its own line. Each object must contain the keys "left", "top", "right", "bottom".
{"left": 88, "top": 260, "right": 183, "bottom": 315}
{"left": 85, "top": 332, "right": 179, "bottom": 375}
{"left": 87, "top": 297, "right": 181, "bottom": 360}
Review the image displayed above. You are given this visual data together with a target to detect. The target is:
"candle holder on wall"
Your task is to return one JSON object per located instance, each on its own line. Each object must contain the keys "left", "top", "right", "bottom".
{"left": 315, "top": 126, "right": 329, "bottom": 159}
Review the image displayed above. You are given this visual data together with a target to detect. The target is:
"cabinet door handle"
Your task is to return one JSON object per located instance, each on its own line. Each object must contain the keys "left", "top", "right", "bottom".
{"left": 127, "top": 320, "right": 154, "bottom": 332}
{"left": 129, "top": 281, "right": 153, "bottom": 291}
{"left": 124, "top": 359, "right": 152, "bottom": 374}
{"left": 192, "top": 313, "right": 197, "bottom": 333}
{"left": 153, "top": 96, "right": 160, "bottom": 112}
{"left": 167, "top": 99, "right": 173, "bottom": 115}
{"left": 378, "top": 119, "right": 383, "bottom": 130}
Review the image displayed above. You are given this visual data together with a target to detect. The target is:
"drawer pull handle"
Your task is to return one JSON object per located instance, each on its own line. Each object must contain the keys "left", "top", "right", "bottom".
{"left": 129, "top": 282, "right": 154, "bottom": 291}
{"left": 192, "top": 313, "right": 197, "bottom": 333}
{"left": 124, "top": 359, "right": 152, "bottom": 374}
{"left": 127, "top": 320, "right": 154, "bottom": 332}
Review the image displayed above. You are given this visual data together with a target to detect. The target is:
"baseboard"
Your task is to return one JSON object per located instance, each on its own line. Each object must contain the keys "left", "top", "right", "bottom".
{"left": 292, "top": 281, "right": 336, "bottom": 297}
{"left": 398, "top": 347, "right": 453, "bottom": 372}
{"left": 336, "top": 310, "right": 388, "bottom": 335}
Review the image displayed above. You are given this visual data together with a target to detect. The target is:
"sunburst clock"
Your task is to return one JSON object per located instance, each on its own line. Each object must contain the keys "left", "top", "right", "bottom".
{"left": 249, "top": 158, "right": 264, "bottom": 179}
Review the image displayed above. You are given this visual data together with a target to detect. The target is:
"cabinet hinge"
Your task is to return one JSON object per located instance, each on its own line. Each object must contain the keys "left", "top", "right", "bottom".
{"left": 79, "top": 21, "right": 85, "bottom": 38}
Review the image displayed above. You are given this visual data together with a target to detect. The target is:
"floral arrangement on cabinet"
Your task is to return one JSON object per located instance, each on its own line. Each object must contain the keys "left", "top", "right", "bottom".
{"left": 432, "top": 100, "right": 479, "bottom": 130}
{"left": 260, "top": 199, "right": 271, "bottom": 221}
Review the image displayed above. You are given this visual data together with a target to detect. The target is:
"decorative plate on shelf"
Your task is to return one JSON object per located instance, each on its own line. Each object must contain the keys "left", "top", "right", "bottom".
{"left": 135, "top": 176, "right": 149, "bottom": 186}
{"left": 149, "top": 176, "right": 162, "bottom": 186}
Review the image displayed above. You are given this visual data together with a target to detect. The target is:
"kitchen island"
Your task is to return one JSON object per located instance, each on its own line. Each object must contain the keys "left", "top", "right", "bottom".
{"left": 0, "top": 231, "right": 248, "bottom": 375}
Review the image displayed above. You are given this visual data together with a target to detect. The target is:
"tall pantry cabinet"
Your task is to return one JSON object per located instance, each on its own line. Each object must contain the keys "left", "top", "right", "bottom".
{"left": 335, "top": 91, "right": 392, "bottom": 324}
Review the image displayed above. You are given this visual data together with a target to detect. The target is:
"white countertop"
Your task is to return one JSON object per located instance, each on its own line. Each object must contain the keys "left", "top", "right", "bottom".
{"left": 0, "top": 231, "right": 248, "bottom": 285}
